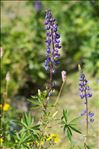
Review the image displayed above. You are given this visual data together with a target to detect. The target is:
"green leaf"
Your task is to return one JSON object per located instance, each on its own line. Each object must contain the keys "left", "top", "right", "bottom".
{"left": 28, "top": 99, "right": 41, "bottom": 106}
{"left": 69, "top": 116, "right": 81, "bottom": 125}
{"left": 31, "top": 96, "right": 38, "bottom": 99}
{"left": 69, "top": 125, "right": 82, "bottom": 134}
{"left": 67, "top": 127, "right": 72, "bottom": 142}
{"left": 32, "top": 124, "right": 40, "bottom": 130}
{"left": 21, "top": 120, "right": 28, "bottom": 128}
{"left": 63, "top": 109, "right": 68, "bottom": 123}
{"left": 21, "top": 113, "right": 34, "bottom": 129}
{"left": 64, "top": 124, "right": 68, "bottom": 133}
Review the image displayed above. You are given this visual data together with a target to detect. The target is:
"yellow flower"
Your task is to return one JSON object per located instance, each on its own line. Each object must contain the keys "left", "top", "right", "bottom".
{"left": 40, "top": 141, "right": 44, "bottom": 145}
{"left": 3, "top": 103, "right": 10, "bottom": 111}
{"left": 0, "top": 137, "right": 3, "bottom": 144}
{"left": 0, "top": 103, "right": 10, "bottom": 111}
{"left": 54, "top": 135, "right": 59, "bottom": 143}
{"left": 47, "top": 134, "right": 60, "bottom": 143}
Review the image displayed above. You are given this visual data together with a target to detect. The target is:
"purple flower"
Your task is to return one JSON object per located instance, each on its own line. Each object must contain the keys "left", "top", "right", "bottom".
{"left": 88, "top": 112, "right": 94, "bottom": 117}
{"left": 44, "top": 10, "right": 61, "bottom": 73}
{"left": 81, "top": 110, "right": 87, "bottom": 116}
{"left": 86, "top": 93, "right": 92, "bottom": 98}
{"left": 79, "top": 71, "right": 94, "bottom": 123}
{"left": 80, "top": 94, "right": 84, "bottom": 99}
{"left": 34, "top": 0, "right": 42, "bottom": 12}
{"left": 90, "top": 118, "right": 94, "bottom": 123}
{"left": 79, "top": 73, "right": 92, "bottom": 101}
{"left": 48, "top": 90, "right": 53, "bottom": 97}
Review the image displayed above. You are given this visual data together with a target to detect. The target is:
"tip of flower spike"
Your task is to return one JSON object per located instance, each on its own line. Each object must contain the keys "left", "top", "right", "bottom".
{"left": 6, "top": 72, "right": 10, "bottom": 82}
{"left": 78, "top": 64, "right": 81, "bottom": 71}
{"left": 61, "top": 70, "right": 66, "bottom": 82}
{"left": 0, "top": 47, "right": 3, "bottom": 58}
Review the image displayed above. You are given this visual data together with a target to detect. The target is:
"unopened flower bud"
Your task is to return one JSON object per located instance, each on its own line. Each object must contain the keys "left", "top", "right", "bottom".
{"left": 61, "top": 70, "right": 66, "bottom": 82}
{"left": 6, "top": 72, "right": 10, "bottom": 82}
{"left": 0, "top": 47, "right": 3, "bottom": 58}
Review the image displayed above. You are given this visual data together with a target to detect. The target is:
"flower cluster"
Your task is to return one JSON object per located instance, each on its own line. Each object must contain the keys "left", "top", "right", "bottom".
{"left": 44, "top": 10, "right": 61, "bottom": 73}
{"left": 79, "top": 72, "right": 94, "bottom": 122}
{"left": 79, "top": 73, "right": 92, "bottom": 100}
{"left": 47, "top": 133, "right": 59, "bottom": 143}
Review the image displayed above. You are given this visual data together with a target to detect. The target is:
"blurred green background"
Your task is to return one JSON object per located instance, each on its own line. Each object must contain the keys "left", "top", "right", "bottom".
{"left": 1, "top": 0, "right": 99, "bottom": 99}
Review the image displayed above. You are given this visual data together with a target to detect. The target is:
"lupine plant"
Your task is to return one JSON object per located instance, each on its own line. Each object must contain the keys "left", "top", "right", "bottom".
{"left": 44, "top": 10, "right": 61, "bottom": 96}
{"left": 1, "top": 9, "right": 96, "bottom": 149}
{"left": 78, "top": 65, "right": 94, "bottom": 148}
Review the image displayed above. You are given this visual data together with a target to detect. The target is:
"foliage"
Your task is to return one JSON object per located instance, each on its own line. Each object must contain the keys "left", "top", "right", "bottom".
{"left": 1, "top": 1, "right": 99, "bottom": 99}
{"left": 61, "top": 109, "right": 81, "bottom": 142}
{"left": 1, "top": 95, "right": 60, "bottom": 149}
{"left": 28, "top": 89, "right": 48, "bottom": 109}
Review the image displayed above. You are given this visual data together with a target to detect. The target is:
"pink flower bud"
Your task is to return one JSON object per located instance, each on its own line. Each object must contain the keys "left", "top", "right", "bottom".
{"left": 0, "top": 47, "right": 3, "bottom": 58}
{"left": 61, "top": 70, "right": 66, "bottom": 82}
{"left": 6, "top": 72, "right": 10, "bottom": 82}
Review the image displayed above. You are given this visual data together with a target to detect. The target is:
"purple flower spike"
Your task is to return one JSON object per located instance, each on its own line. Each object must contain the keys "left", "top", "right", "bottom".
{"left": 79, "top": 69, "right": 94, "bottom": 123}
{"left": 44, "top": 10, "right": 61, "bottom": 73}
{"left": 79, "top": 72, "right": 92, "bottom": 101}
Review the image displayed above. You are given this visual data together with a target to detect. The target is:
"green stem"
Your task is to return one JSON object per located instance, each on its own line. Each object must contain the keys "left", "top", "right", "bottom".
{"left": 54, "top": 80, "right": 66, "bottom": 106}
{"left": 85, "top": 93, "right": 88, "bottom": 141}
{"left": 84, "top": 88, "right": 88, "bottom": 146}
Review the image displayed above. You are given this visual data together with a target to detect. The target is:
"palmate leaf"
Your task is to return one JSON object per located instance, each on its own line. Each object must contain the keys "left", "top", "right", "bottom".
{"left": 63, "top": 124, "right": 72, "bottom": 142}
{"left": 61, "top": 109, "right": 82, "bottom": 143}
{"left": 28, "top": 98, "right": 44, "bottom": 109}
{"left": 28, "top": 90, "right": 47, "bottom": 110}
{"left": 22, "top": 144, "right": 30, "bottom": 149}
{"left": 30, "top": 132, "right": 39, "bottom": 140}
{"left": 21, "top": 113, "right": 40, "bottom": 132}
{"left": 16, "top": 131, "right": 32, "bottom": 144}
{"left": 32, "top": 124, "right": 40, "bottom": 131}
{"left": 66, "top": 127, "right": 72, "bottom": 142}
{"left": 28, "top": 99, "right": 41, "bottom": 107}
{"left": 69, "top": 125, "right": 82, "bottom": 134}
{"left": 64, "top": 124, "right": 68, "bottom": 132}
{"left": 69, "top": 116, "right": 81, "bottom": 125}
{"left": 62, "top": 109, "right": 68, "bottom": 123}
{"left": 21, "top": 134, "right": 32, "bottom": 144}
{"left": 21, "top": 113, "right": 34, "bottom": 129}
{"left": 31, "top": 95, "right": 38, "bottom": 99}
